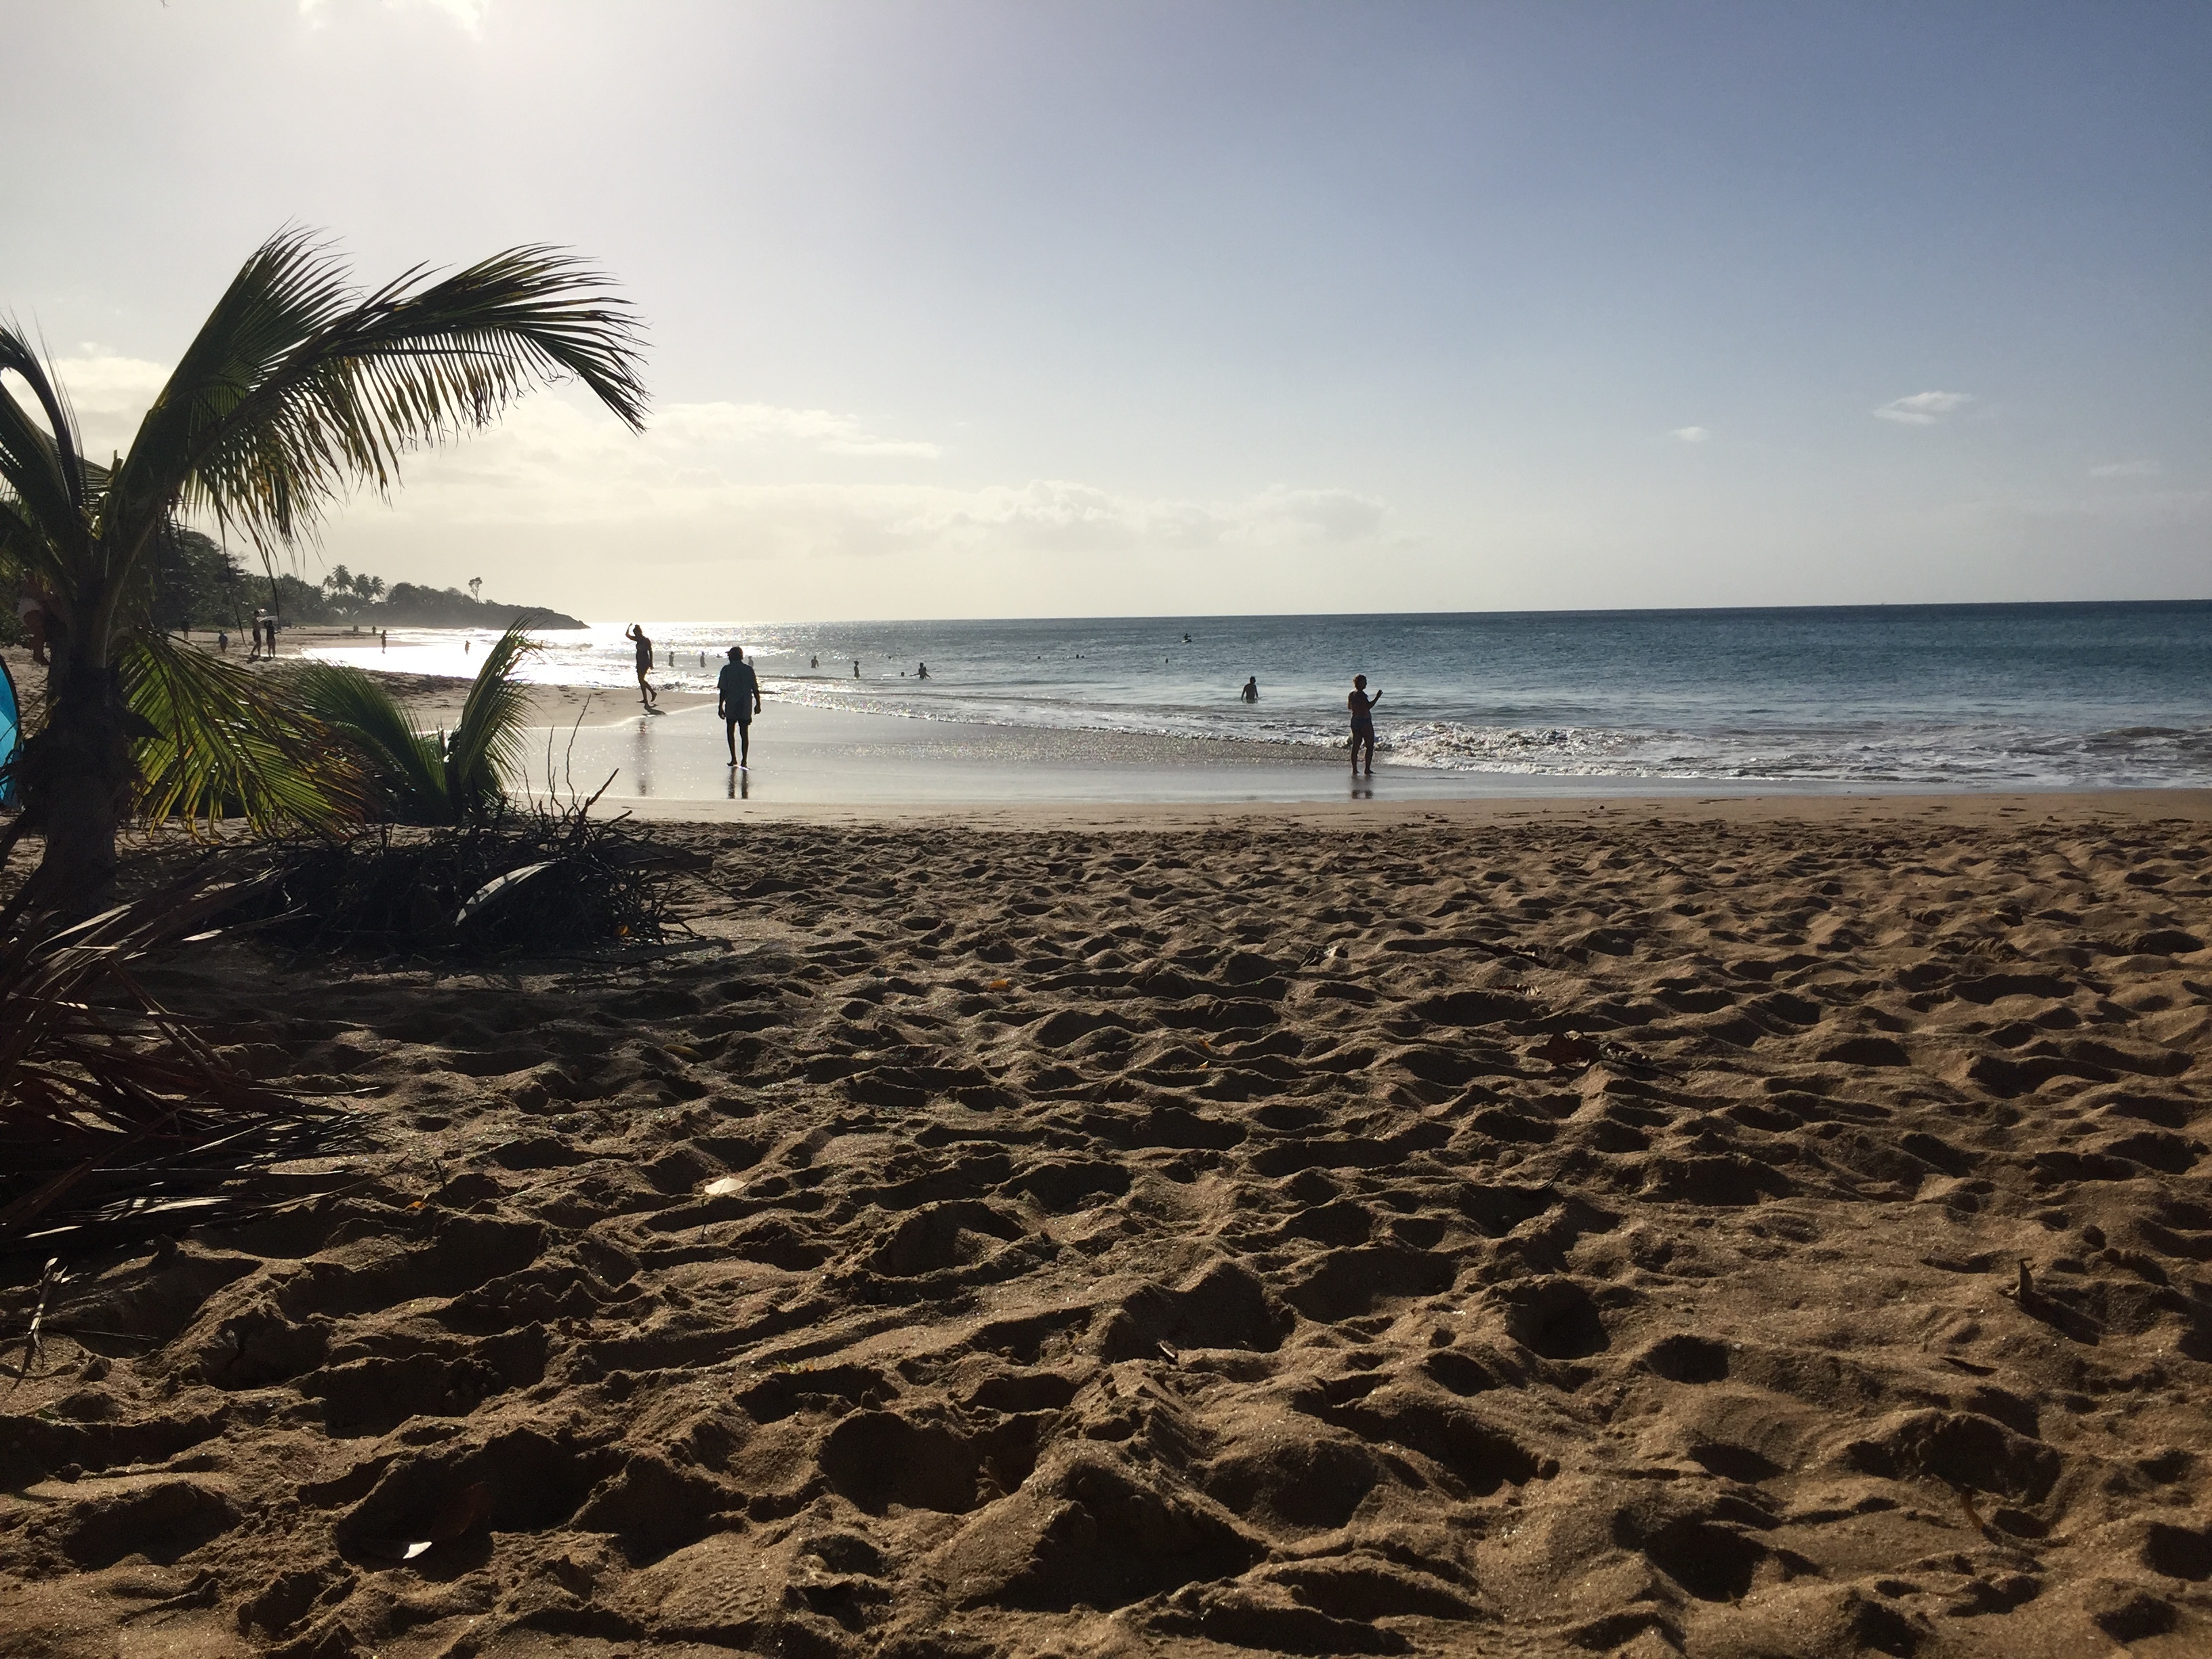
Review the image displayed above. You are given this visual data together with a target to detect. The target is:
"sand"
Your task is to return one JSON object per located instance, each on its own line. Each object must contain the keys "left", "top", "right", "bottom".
{"left": 3, "top": 797, "right": 2211, "bottom": 1658}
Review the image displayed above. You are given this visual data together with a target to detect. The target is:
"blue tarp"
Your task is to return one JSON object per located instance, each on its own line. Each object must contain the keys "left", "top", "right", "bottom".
{"left": 0, "top": 657, "right": 18, "bottom": 808}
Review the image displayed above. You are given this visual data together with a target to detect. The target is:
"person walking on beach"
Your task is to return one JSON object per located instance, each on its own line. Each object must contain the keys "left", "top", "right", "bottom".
{"left": 718, "top": 645, "right": 762, "bottom": 768}
{"left": 1347, "top": 674, "right": 1382, "bottom": 776}
{"left": 1242, "top": 676, "right": 1258, "bottom": 703}
{"left": 853, "top": 659, "right": 860, "bottom": 678}
{"left": 626, "top": 623, "right": 658, "bottom": 710}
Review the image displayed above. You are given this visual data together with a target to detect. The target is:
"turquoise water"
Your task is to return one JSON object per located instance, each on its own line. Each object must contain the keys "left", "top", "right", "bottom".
{"left": 317, "top": 601, "right": 2212, "bottom": 789}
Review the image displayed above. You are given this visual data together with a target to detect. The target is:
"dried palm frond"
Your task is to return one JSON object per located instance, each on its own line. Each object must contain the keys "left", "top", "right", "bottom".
{"left": 0, "top": 874, "right": 350, "bottom": 1254}
{"left": 251, "top": 791, "right": 681, "bottom": 960}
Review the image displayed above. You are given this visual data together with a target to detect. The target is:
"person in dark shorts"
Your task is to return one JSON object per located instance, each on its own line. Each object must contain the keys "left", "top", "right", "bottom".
{"left": 1347, "top": 674, "right": 1382, "bottom": 775}
{"left": 625, "top": 623, "right": 657, "bottom": 710}
{"left": 718, "top": 645, "right": 762, "bottom": 767}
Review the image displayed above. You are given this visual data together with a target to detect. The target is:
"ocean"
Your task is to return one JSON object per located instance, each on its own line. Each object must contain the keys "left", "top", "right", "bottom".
{"left": 318, "top": 601, "right": 2212, "bottom": 790}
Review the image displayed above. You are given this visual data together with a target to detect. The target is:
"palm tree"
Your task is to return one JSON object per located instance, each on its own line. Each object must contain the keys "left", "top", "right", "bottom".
{"left": 295, "top": 619, "right": 540, "bottom": 823}
{"left": 0, "top": 228, "right": 647, "bottom": 905}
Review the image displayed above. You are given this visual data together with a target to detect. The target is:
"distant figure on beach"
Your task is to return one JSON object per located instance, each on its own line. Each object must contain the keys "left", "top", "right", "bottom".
{"left": 16, "top": 588, "right": 49, "bottom": 665}
{"left": 626, "top": 623, "right": 658, "bottom": 710}
{"left": 853, "top": 659, "right": 860, "bottom": 678}
{"left": 216, "top": 629, "right": 228, "bottom": 653}
{"left": 465, "top": 639, "right": 471, "bottom": 654}
{"left": 380, "top": 630, "right": 388, "bottom": 651}
{"left": 1242, "top": 676, "right": 1258, "bottom": 703}
{"left": 917, "top": 662, "right": 930, "bottom": 680}
{"left": 811, "top": 655, "right": 819, "bottom": 670}
{"left": 718, "top": 645, "right": 762, "bottom": 769}
{"left": 1347, "top": 674, "right": 1382, "bottom": 776}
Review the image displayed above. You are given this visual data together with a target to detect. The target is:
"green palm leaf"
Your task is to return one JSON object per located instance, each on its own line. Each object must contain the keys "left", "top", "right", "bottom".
{"left": 446, "top": 619, "right": 541, "bottom": 816}
{"left": 291, "top": 661, "right": 449, "bottom": 823}
{"left": 112, "top": 230, "right": 647, "bottom": 573}
{"left": 122, "top": 633, "right": 363, "bottom": 834}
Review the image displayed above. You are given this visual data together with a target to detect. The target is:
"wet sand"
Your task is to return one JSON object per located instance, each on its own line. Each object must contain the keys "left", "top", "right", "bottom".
{"left": 3, "top": 796, "right": 2209, "bottom": 1656}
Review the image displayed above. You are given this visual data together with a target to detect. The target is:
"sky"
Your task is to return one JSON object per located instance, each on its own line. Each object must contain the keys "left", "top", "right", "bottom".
{"left": 3, "top": 0, "right": 2207, "bottom": 621}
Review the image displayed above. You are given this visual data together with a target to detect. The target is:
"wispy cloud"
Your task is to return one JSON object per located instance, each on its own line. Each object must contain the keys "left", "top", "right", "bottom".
{"left": 0, "top": 352, "right": 170, "bottom": 459}
{"left": 705, "top": 403, "right": 941, "bottom": 458}
{"left": 300, "top": 0, "right": 490, "bottom": 33}
{"left": 2089, "top": 459, "right": 2160, "bottom": 478}
{"left": 1671, "top": 426, "right": 1710, "bottom": 444}
{"left": 7, "top": 365, "right": 1382, "bottom": 567}
{"left": 363, "top": 398, "right": 1385, "bottom": 559}
{"left": 1874, "top": 390, "right": 1973, "bottom": 426}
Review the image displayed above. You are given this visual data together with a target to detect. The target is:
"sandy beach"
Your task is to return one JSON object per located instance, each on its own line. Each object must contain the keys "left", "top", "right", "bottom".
{"left": 2, "top": 785, "right": 2209, "bottom": 1658}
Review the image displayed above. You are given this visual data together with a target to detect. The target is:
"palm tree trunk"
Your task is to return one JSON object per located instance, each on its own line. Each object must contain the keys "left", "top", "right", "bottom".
{"left": 14, "top": 640, "right": 139, "bottom": 906}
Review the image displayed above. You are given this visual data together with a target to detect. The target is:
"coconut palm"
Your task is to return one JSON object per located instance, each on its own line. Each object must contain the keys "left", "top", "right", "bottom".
{"left": 294, "top": 619, "right": 541, "bottom": 824}
{"left": 0, "top": 228, "right": 647, "bottom": 905}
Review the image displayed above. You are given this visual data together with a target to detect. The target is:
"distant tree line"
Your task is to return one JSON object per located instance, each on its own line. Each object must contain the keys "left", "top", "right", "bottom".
{"left": 1, "top": 530, "right": 581, "bottom": 645}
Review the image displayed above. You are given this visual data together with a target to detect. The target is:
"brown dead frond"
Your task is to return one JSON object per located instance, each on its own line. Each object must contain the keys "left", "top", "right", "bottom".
{"left": 0, "top": 874, "right": 350, "bottom": 1255}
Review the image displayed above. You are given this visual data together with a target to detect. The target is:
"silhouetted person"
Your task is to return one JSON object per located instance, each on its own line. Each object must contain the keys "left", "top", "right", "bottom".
{"left": 1241, "top": 676, "right": 1258, "bottom": 703}
{"left": 1348, "top": 674, "right": 1382, "bottom": 776}
{"left": 626, "top": 623, "right": 657, "bottom": 709}
{"left": 918, "top": 662, "right": 930, "bottom": 680}
{"left": 718, "top": 645, "right": 762, "bottom": 767}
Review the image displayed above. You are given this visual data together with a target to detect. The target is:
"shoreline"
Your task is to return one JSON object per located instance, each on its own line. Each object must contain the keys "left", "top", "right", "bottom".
{"left": 7, "top": 644, "right": 2211, "bottom": 821}
{"left": 344, "top": 661, "right": 2212, "bottom": 813}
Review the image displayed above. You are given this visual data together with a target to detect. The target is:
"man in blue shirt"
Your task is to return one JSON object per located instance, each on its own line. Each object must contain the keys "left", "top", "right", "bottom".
{"left": 718, "top": 645, "right": 763, "bottom": 768}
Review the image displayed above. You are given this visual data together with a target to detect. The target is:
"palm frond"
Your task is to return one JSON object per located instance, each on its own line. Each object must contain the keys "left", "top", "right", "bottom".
{"left": 446, "top": 619, "right": 541, "bottom": 814}
{"left": 122, "top": 633, "right": 363, "bottom": 834}
{"left": 291, "top": 661, "right": 450, "bottom": 823}
{"left": 0, "top": 325, "right": 93, "bottom": 589}
{"left": 0, "top": 874, "right": 349, "bottom": 1254}
{"left": 110, "top": 229, "right": 648, "bottom": 567}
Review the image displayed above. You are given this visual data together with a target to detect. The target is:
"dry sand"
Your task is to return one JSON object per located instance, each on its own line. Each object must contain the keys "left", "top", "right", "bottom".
{"left": 3, "top": 798, "right": 2211, "bottom": 1658}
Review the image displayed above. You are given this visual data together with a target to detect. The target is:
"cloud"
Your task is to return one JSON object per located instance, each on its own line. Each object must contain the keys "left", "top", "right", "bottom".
{"left": 670, "top": 402, "right": 941, "bottom": 458}
{"left": 4, "top": 365, "right": 1380, "bottom": 570}
{"left": 359, "top": 398, "right": 1385, "bottom": 561}
{"left": 3, "top": 363, "right": 940, "bottom": 470}
{"left": 300, "top": 0, "right": 489, "bottom": 30}
{"left": 0, "top": 353, "right": 169, "bottom": 459}
{"left": 1671, "top": 426, "right": 1710, "bottom": 444}
{"left": 2089, "top": 459, "right": 2160, "bottom": 478}
{"left": 1874, "top": 390, "right": 1973, "bottom": 425}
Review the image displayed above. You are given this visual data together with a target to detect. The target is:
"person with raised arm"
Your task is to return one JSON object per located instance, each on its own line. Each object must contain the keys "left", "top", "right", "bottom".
{"left": 625, "top": 623, "right": 658, "bottom": 711}
{"left": 1347, "top": 674, "right": 1382, "bottom": 776}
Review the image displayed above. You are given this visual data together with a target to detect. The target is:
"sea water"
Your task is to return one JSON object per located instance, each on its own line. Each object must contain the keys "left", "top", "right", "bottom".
{"left": 314, "top": 602, "right": 2212, "bottom": 790}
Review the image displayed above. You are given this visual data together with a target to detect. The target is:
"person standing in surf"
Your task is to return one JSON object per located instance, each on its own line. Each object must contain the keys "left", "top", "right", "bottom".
{"left": 718, "top": 645, "right": 762, "bottom": 768}
{"left": 626, "top": 623, "right": 658, "bottom": 710}
{"left": 1347, "top": 674, "right": 1382, "bottom": 776}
